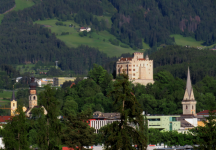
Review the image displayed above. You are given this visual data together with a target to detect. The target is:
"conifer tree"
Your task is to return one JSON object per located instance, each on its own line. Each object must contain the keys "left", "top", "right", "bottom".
{"left": 37, "top": 85, "right": 62, "bottom": 149}
{"left": 102, "top": 74, "right": 148, "bottom": 150}
{"left": 61, "top": 108, "right": 95, "bottom": 150}
{"left": 1, "top": 105, "right": 30, "bottom": 150}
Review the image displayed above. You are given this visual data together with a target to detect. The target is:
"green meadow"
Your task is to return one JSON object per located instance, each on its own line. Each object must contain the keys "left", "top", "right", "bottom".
{"left": 14, "top": 0, "right": 35, "bottom": 11}
{"left": 34, "top": 19, "right": 149, "bottom": 57}
{"left": 0, "top": 90, "right": 15, "bottom": 99}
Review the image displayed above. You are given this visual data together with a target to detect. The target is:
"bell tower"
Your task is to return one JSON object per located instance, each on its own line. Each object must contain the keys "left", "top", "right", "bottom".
{"left": 29, "top": 76, "right": 37, "bottom": 109}
{"left": 181, "top": 67, "right": 197, "bottom": 115}
{"left": 10, "top": 86, "right": 17, "bottom": 116}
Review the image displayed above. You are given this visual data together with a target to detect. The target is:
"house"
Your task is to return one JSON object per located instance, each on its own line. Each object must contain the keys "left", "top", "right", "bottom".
{"left": 80, "top": 27, "right": 91, "bottom": 32}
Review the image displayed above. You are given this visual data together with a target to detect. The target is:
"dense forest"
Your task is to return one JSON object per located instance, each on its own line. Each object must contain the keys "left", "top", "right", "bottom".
{"left": 109, "top": 0, "right": 216, "bottom": 47}
{"left": 150, "top": 45, "right": 216, "bottom": 83}
{"left": 0, "top": 0, "right": 15, "bottom": 14}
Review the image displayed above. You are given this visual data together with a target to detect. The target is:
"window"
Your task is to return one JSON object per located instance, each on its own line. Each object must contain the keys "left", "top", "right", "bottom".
{"left": 169, "top": 123, "right": 172, "bottom": 131}
{"left": 13, "top": 103, "right": 15, "bottom": 107}
{"left": 133, "top": 74, "right": 135, "bottom": 76}
{"left": 33, "top": 96, "right": 36, "bottom": 100}
{"left": 186, "top": 105, "right": 188, "bottom": 109}
{"left": 133, "top": 65, "right": 135, "bottom": 67}
{"left": 118, "top": 65, "right": 119, "bottom": 67}
{"left": 133, "top": 69, "right": 135, "bottom": 71}
{"left": 192, "top": 106, "right": 193, "bottom": 109}
{"left": 129, "top": 69, "right": 131, "bottom": 71}
{"left": 148, "top": 118, "right": 160, "bottom": 121}
{"left": 129, "top": 65, "right": 131, "bottom": 67}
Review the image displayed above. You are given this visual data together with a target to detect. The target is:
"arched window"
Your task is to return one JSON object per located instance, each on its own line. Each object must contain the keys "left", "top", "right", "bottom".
{"left": 186, "top": 105, "right": 188, "bottom": 109}
{"left": 13, "top": 103, "right": 15, "bottom": 107}
{"left": 33, "top": 96, "right": 36, "bottom": 100}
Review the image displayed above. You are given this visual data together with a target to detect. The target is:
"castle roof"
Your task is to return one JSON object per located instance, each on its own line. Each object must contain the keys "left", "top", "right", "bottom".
{"left": 119, "top": 57, "right": 133, "bottom": 61}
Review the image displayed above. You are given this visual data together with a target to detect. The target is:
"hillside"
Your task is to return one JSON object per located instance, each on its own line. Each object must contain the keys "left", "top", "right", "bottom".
{"left": 150, "top": 45, "right": 216, "bottom": 83}
{"left": 34, "top": 19, "right": 147, "bottom": 57}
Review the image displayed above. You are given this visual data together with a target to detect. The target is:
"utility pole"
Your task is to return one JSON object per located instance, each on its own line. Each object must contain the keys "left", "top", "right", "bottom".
{"left": 55, "top": 61, "right": 58, "bottom": 69}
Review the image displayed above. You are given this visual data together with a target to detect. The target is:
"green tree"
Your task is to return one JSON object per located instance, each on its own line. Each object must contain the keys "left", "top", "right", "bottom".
{"left": 102, "top": 74, "right": 148, "bottom": 150}
{"left": 37, "top": 86, "right": 62, "bottom": 149}
{"left": 61, "top": 109, "right": 95, "bottom": 150}
{"left": 1, "top": 105, "right": 30, "bottom": 150}
{"left": 190, "top": 110, "right": 216, "bottom": 150}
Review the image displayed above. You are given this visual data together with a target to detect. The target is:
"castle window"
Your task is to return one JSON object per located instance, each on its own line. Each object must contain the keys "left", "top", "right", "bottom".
{"left": 186, "top": 105, "right": 188, "bottom": 109}
{"left": 133, "top": 69, "right": 135, "bottom": 71}
{"left": 33, "top": 96, "right": 36, "bottom": 100}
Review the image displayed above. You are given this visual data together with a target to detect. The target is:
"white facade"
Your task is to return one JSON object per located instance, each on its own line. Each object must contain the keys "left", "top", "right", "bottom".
{"left": 80, "top": 27, "right": 91, "bottom": 32}
{"left": 90, "top": 120, "right": 119, "bottom": 133}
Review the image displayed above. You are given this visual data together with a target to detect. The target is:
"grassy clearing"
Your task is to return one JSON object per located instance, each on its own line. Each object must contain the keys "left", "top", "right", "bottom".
{"left": 0, "top": 91, "right": 15, "bottom": 99}
{"left": 16, "top": 64, "right": 36, "bottom": 74}
{"left": 170, "top": 34, "right": 205, "bottom": 48}
{"left": 14, "top": 0, "right": 35, "bottom": 11}
{"left": 34, "top": 19, "right": 150, "bottom": 57}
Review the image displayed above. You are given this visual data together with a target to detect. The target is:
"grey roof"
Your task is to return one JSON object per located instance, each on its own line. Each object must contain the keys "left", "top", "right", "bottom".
{"left": 10, "top": 88, "right": 16, "bottom": 101}
{"left": 186, "top": 67, "right": 192, "bottom": 97}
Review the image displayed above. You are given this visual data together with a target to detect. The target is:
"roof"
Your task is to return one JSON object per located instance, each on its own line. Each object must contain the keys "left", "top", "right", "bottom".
{"left": 119, "top": 57, "right": 133, "bottom": 61}
{"left": 11, "top": 88, "right": 16, "bottom": 101}
{"left": 177, "top": 115, "right": 195, "bottom": 128}
{"left": 80, "top": 27, "right": 85, "bottom": 29}
{"left": 186, "top": 67, "right": 192, "bottom": 97}
{"left": 93, "top": 111, "right": 120, "bottom": 119}
{"left": 0, "top": 116, "right": 11, "bottom": 122}
{"left": 138, "top": 58, "right": 145, "bottom": 60}
{"left": 197, "top": 110, "right": 216, "bottom": 116}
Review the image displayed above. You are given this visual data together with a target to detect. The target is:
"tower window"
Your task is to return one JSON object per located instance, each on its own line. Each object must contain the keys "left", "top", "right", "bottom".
{"left": 13, "top": 103, "right": 15, "bottom": 107}
{"left": 33, "top": 96, "right": 36, "bottom": 100}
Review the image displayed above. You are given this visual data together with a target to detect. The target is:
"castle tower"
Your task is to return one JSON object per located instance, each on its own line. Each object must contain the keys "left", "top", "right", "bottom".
{"left": 181, "top": 67, "right": 197, "bottom": 115}
{"left": 29, "top": 76, "right": 37, "bottom": 109}
{"left": 10, "top": 86, "right": 17, "bottom": 116}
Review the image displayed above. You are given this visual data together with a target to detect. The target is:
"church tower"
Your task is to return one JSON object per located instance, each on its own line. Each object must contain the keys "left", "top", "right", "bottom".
{"left": 181, "top": 67, "right": 197, "bottom": 115}
{"left": 10, "top": 86, "right": 17, "bottom": 116}
{"left": 29, "top": 76, "right": 37, "bottom": 109}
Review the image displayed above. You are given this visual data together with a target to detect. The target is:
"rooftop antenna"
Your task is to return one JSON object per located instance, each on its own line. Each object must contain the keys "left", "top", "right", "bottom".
{"left": 55, "top": 61, "right": 58, "bottom": 69}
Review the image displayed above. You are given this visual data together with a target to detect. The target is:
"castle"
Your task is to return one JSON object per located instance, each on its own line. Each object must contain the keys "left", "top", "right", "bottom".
{"left": 116, "top": 52, "right": 154, "bottom": 85}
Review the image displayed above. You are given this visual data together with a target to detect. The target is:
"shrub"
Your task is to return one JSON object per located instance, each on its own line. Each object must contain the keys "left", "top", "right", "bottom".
{"left": 120, "top": 44, "right": 130, "bottom": 48}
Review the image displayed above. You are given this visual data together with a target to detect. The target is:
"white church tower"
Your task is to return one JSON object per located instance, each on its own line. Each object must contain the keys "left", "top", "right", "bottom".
{"left": 181, "top": 67, "right": 197, "bottom": 115}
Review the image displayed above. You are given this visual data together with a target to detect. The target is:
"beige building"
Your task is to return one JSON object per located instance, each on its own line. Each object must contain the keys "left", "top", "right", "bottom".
{"left": 182, "top": 67, "right": 197, "bottom": 115}
{"left": 10, "top": 88, "right": 17, "bottom": 116}
{"left": 53, "top": 77, "right": 76, "bottom": 87}
{"left": 116, "top": 52, "right": 154, "bottom": 85}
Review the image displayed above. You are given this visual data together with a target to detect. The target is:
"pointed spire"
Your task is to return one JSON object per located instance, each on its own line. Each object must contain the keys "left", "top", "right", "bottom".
{"left": 145, "top": 54, "right": 149, "bottom": 60}
{"left": 186, "top": 67, "right": 192, "bottom": 97}
{"left": 11, "top": 85, "right": 16, "bottom": 101}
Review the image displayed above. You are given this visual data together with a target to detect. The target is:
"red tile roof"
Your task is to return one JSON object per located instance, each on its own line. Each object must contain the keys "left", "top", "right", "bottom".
{"left": 120, "top": 57, "right": 133, "bottom": 61}
{"left": 0, "top": 116, "right": 11, "bottom": 122}
{"left": 80, "top": 27, "right": 85, "bottom": 29}
{"left": 197, "top": 110, "right": 216, "bottom": 115}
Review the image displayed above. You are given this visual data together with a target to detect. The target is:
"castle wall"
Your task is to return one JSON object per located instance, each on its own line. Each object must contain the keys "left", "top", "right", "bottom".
{"left": 116, "top": 52, "right": 154, "bottom": 85}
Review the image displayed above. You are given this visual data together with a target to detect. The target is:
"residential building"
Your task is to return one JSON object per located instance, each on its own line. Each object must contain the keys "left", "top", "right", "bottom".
{"left": 147, "top": 115, "right": 181, "bottom": 131}
{"left": 80, "top": 27, "right": 91, "bottom": 32}
{"left": 53, "top": 77, "right": 76, "bottom": 87}
{"left": 116, "top": 52, "right": 154, "bottom": 86}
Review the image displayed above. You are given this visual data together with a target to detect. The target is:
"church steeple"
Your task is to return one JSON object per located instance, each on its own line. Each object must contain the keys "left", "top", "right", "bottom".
{"left": 182, "top": 67, "right": 197, "bottom": 115}
{"left": 10, "top": 85, "right": 17, "bottom": 116}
